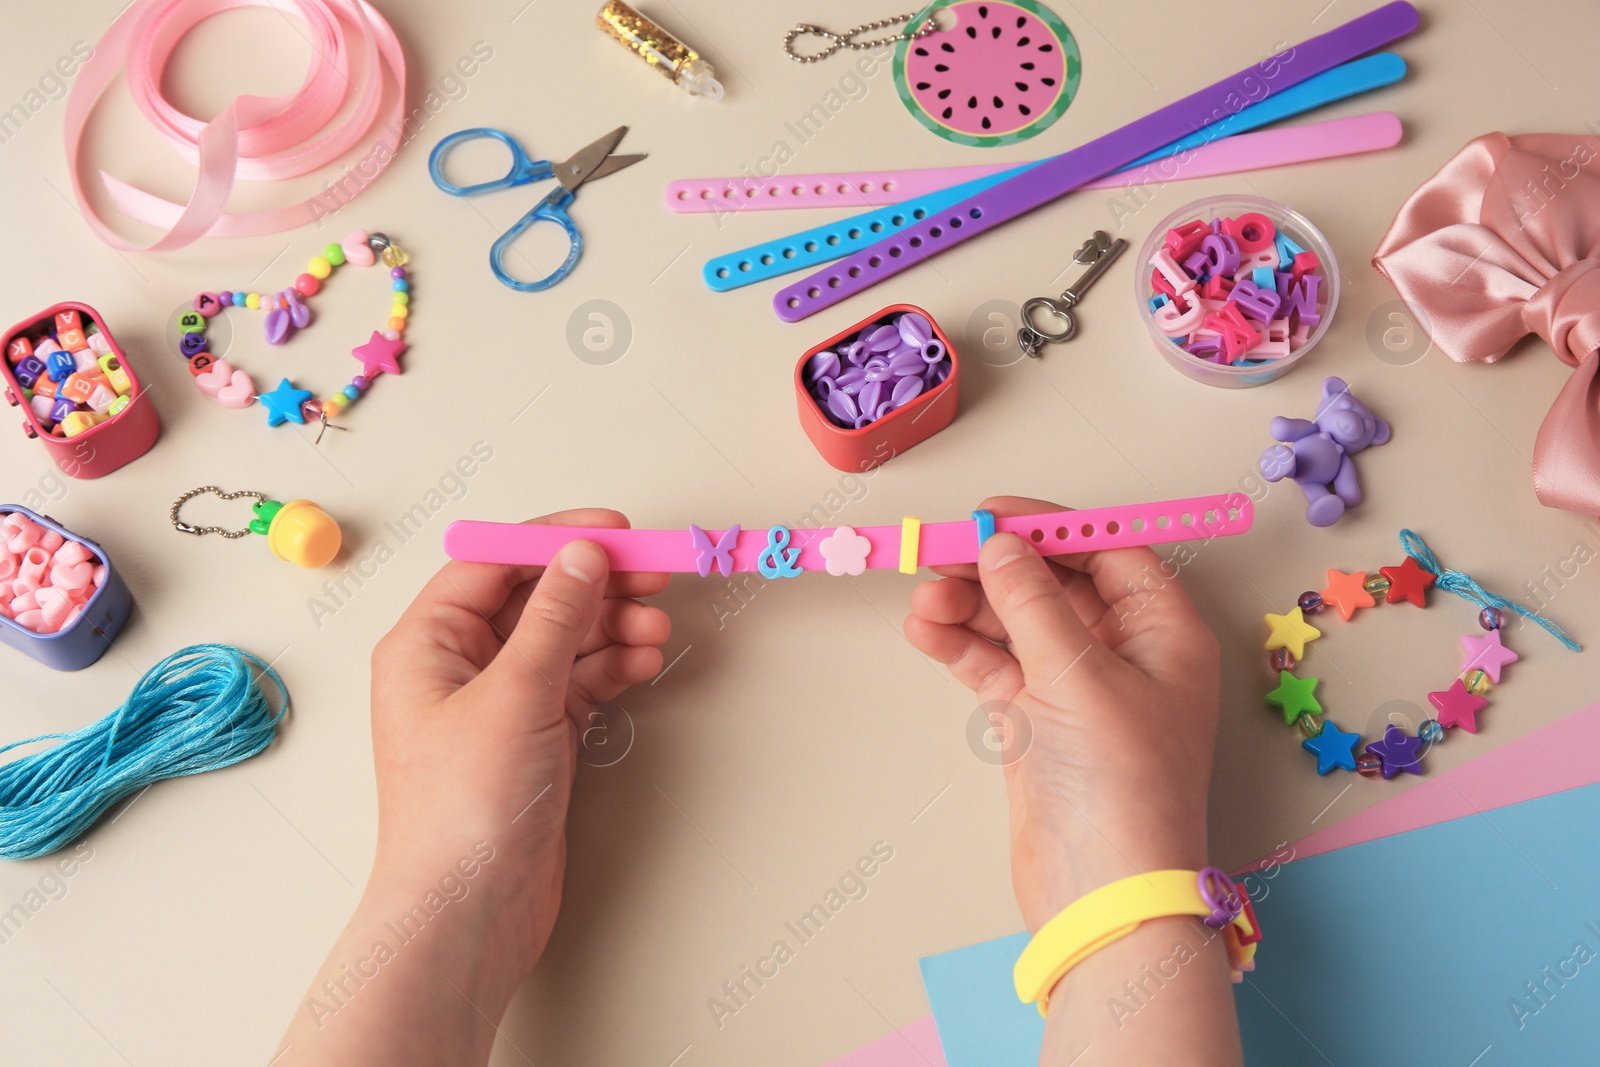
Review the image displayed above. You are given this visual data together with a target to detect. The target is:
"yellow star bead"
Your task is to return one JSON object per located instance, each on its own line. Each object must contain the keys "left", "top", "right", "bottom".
{"left": 1264, "top": 606, "right": 1322, "bottom": 660}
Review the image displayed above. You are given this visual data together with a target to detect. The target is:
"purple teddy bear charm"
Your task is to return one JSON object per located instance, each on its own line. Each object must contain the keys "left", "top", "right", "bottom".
{"left": 1260, "top": 377, "right": 1391, "bottom": 527}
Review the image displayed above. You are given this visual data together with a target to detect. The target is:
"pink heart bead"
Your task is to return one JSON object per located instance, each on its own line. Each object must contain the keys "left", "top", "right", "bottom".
{"left": 10, "top": 588, "right": 38, "bottom": 613}
{"left": 53, "top": 541, "right": 91, "bottom": 566}
{"left": 341, "top": 230, "right": 376, "bottom": 267}
{"left": 4, "top": 515, "right": 42, "bottom": 555}
{"left": 36, "top": 586, "right": 73, "bottom": 631}
{"left": 92, "top": 565, "right": 106, "bottom": 586}
{"left": 13, "top": 608, "right": 45, "bottom": 633}
{"left": 217, "top": 369, "right": 256, "bottom": 409}
{"left": 50, "top": 558, "right": 93, "bottom": 593}
{"left": 194, "top": 358, "right": 236, "bottom": 396}
{"left": 61, "top": 605, "right": 83, "bottom": 631}
{"left": 38, "top": 530, "right": 64, "bottom": 553}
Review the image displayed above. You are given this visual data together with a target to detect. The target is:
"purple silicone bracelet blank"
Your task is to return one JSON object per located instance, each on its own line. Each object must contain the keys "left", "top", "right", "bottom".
{"left": 773, "top": 2, "right": 1419, "bottom": 322}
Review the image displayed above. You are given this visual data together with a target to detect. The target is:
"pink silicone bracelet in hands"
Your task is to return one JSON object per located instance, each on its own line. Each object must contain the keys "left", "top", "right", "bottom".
{"left": 442, "top": 494, "right": 1254, "bottom": 574}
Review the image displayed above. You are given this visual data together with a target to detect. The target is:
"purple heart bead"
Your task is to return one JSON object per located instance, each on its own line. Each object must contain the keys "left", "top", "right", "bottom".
{"left": 826, "top": 390, "right": 859, "bottom": 426}
{"left": 866, "top": 324, "right": 901, "bottom": 353}
{"left": 263, "top": 309, "right": 291, "bottom": 345}
{"left": 836, "top": 366, "right": 867, "bottom": 394}
{"left": 888, "top": 348, "right": 926, "bottom": 377}
{"left": 808, "top": 349, "right": 841, "bottom": 381}
{"left": 896, "top": 312, "right": 933, "bottom": 348}
{"left": 891, "top": 375, "right": 924, "bottom": 407}
{"left": 859, "top": 379, "right": 886, "bottom": 417}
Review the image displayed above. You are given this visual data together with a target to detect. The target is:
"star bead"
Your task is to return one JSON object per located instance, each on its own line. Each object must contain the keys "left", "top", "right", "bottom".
{"left": 351, "top": 330, "right": 406, "bottom": 377}
{"left": 1302, "top": 720, "right": 1361, "bottom": 775}
{"left": 1266, "top": 671, "right": 1322, "bottom": 726}
{"left": 1378, "top": 556, "right": 1436, "bottom": 607}
{"left": 259, "top": 378, "right": 313, "bottom": 426}
{"left": 1264, "top": 607, "right": 1321, "bottom": 660}
{"left": 1365, "top": 724, "right": 1425, "bottom": 778}
{"left": 1461, "top": 629, "right": 1519, "bottom": 683}
{"left": 1321, "top": 569, "right": 1376, "bottom": 621}
{"left": 1428, "top": 679, "right": 1489, "bottom": 733}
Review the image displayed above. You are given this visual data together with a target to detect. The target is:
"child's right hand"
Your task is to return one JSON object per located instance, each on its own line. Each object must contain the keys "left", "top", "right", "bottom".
{"left": 903, "top": 496, "right": 1223, "bottom": 932}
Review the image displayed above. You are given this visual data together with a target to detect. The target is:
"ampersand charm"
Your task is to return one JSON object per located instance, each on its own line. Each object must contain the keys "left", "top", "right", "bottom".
{"left": 757, "top": 525, "right": 803, "bottom": 579}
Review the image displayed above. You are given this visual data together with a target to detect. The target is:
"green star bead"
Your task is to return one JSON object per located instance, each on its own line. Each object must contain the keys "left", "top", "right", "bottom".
{"left": 1266, "top": 670, "right": 1322, "bottom": 726}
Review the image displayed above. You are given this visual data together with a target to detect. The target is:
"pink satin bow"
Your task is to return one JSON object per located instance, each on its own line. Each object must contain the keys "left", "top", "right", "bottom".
{"left": 1373, "top": 132, "right": 1600, "bottom": 517}
{"left": 63, "top": 0, "right": 406, "bottom": 252}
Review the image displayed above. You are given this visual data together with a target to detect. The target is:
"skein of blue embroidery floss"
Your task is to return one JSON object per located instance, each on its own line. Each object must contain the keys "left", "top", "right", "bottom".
{"left": 0, "top": 644, "right": 288, "bottom": 860}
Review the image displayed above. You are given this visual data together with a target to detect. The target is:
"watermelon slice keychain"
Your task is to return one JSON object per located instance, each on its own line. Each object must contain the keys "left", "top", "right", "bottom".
{"left": 894, "top": 0, "right": 1081, "bottom": 148}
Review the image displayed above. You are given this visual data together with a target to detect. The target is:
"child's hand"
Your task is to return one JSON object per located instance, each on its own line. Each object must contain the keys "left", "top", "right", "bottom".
{"left": 904, "top": 496, "right": 1221, "bottom": 932}
{"left": 369, "top": 509, "right": 670, "bottom": 972}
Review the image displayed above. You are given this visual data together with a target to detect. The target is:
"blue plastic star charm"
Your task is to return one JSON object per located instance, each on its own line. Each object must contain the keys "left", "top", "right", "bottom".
{"left": 259, "top": 377, "right": 313, "bottom": 426}
{"left": 1365, "top": 723, "right": 1424, "bottom": 779}
{"left": 1301, "top": 720, "right": 1361, "bottom": 775}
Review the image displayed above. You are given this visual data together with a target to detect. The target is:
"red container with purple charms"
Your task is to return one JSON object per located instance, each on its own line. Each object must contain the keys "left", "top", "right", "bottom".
{"left": 795, "top": 303, "right": 960, "bottom": 472}
{"left": 1, "top": 301, "right": 160, "bottom": 478}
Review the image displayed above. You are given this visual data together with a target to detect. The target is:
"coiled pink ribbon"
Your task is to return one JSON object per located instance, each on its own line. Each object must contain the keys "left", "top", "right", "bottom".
{"left": 64, "top": 0, "right": 406, "bottom": 252}
{"left": 1374, "top": 132, "right": 1600, "bottom": 517}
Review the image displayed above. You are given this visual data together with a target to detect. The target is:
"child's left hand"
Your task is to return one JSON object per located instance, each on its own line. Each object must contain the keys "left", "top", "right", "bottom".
{"left": 367, "top": 508, "right": 670, "bottom": 976}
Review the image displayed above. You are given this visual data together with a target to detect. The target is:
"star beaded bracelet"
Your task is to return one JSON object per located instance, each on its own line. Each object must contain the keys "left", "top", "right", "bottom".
{"left": 172, "top": 230, "right": 411, "bottom": 440}
{"left": 1263, "top": 530, "right": 1581, "bottom": 779}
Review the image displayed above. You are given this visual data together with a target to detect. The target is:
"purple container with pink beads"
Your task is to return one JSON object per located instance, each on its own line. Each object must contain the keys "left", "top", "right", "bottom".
{"left": 0, "top": 506, "right": 132, "bottom": 671}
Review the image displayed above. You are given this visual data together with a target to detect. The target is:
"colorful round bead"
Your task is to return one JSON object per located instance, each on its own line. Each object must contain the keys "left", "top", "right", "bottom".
{"left": 1478, "top": 607, "right": 1505, "bottom": 631}
{"left": 233, "top": 291, "right": 247, "bottom": 307}
{"left": 1296, "top": 712, "right": 1323, "bottom": 740}
{"left": 308, "top": 257, "right": 333, "bottom": 280}
{"left": 351, "top": 376, "right": 368, "bottom": 390}
{"left": 1296, "top": 591, "right": 1325, "bottom": 615}
{"left": 390, "top": 267, "right": 406, "bottom": 280}
{"left": 341, "top": 385, "right": 359, "bottom": 402}
{"left": 246, "top": 293, "right": 261, "bottom": 309}
{"left": 392, "top": 292, "right": 409, "bottom": 307}
{"left": 1418, "top": 719, "right": 1444, "bottom": 744}
{"left": 387, "top": 317, "right": 406, "bottom": 332}
{"left": 295, "top": 273, "right": 320, "bottom": 296}
{"left": 1269, "top": 647, "right": 1296, "bottom": 672}
{"left": 323, "top": 243, "right": 346, "bottom": 267}
{"left": 1362, "top": 575, "right": 1391, "bottom": 596}
{"left": 1355, "top": 753, "right": 1383, "bottom": 778}
{"left": 390, "top": 304, "right": 408, "bottom": 319}
{"left": 220, "top": 291, "right": 235, "bottom": 307}
{"left": 393, "top": 279, "right": 409, "bottom": 292}
{"left": 1461, "top": 668, "right": 1492, "bottom": 696}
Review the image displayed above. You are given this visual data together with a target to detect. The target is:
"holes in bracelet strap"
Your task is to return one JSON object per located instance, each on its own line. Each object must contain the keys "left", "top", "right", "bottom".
{"left": 1106, "top": 520, "right": 1120, "bottom": 535}
{"left": 1030, "top": 528, "right": 1045, "bottom": 543}
{"left": 860, "top": 181, "right": 874, "bottom": 193}
{"left": 1180, "top": 513, "right": 1193, "bottom": 526}
{"left": 1080, "top": 523, "right": 1094, "bottom": 538}
{"left": 1131, "top": 517, "right": 1145, "bottom": 532}
{"left": 787, "top": 297, "right": 800, "bottom": 309}
{"left": 889, "top": 246, "right": 903, "bottom": 258}
{"left": 782, "top": 248, "right": 796, "bottom": 259}
{"left": 806, "top": 286, "right": 821, "bottom": 298}
{"left": 676, "top": 189, "right": 689, "bottom": 200}
{"left": 909, "top": 236, "right": 923, "bottom": 248}
{"left": 1203, "top": 510, "right": 1217, "bottom": 525}
{"left": 760, "top": 254, "right": 774, "bottom": 266}
{"left": 912, "top": 208, "right": 927, "bottom": 219}
{"left": 715, "top": 267, "right": 730, "bottom": 278}
{"left": 883, "top": 180, "right": 897, "bottom": 192}
{"left": 847, "top": 266, "right": 861, "bottom": 278}
{"left": 804, "top": 240, "right": 819, "bottom": 253}
{"left": 1054, "top": 526, "right": 1068, "bottom": 540}
{"left": 870, "top": 222, "right": 885, "bottom": 233}
{"left": 827, "top": 276, "right": 841, "bottom": 288}
{"left": 1155, "top": 515, "right": 1169, "bottom": 529}
{"left": 868, "top": 256, "right": 882, "bottom": 268}
{"left": 1228, "top": 507, "right": 1241, "bottom": 521}
{"left": 738, "top": 261, "right": 752, "bottom": 272}
{"left": 826, "top": 235, "right": 840, "bottom": 246}
{"left": 847, "top": 228, "right": 862, "bottom": 239}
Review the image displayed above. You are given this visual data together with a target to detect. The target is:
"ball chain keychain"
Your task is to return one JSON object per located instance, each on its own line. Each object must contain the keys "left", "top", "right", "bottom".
{"left": 170, "top": 486, "right": 342, "bottom": 569}
{"left": 783, "top": 8, "right": 941, "bottom": 62}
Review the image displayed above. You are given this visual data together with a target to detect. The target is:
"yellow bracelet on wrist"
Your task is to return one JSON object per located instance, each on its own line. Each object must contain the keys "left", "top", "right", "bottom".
{"left": 1013, "top": 868, "right": 1261, "bottom": 1015}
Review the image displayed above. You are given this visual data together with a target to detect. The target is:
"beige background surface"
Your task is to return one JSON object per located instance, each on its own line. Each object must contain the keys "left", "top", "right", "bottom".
{"left": 1, "top": 1, "right": 1598, "bottom": 1063}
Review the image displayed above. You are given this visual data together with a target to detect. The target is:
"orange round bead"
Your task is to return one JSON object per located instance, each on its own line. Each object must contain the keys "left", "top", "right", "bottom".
{"left": 387, "top": 316, "right": 407, "bottom": 332}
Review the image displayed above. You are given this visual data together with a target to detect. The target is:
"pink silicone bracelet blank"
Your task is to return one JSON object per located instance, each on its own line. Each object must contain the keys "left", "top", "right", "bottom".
{"left": 666, "top": 113, "right": 1401, "bottom": 216}
{"left": 442, "top": 494, "right": 1254, "bottom": 573}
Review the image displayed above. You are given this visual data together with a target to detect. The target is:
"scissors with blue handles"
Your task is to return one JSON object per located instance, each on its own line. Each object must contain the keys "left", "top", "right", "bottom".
{"left": 428, "top": 126, "right": 646, "bottom": 292}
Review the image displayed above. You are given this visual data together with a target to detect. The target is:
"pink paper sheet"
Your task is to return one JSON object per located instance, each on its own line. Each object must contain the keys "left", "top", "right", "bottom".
{"left": 1235, "top": 701, "right": 1600, "bottom": 874}
{"left": 823, "top": 1015, "right": 945, "bottom": 1067}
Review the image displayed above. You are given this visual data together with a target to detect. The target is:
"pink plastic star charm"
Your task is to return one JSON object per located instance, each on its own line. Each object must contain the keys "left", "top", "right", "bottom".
{"left": 1460, "top": 629, "right": 1519, "bottom": 683}
{"left": 1428, "top": 679, "right": 1488, "bottom": 733}
{"left": 351, "top": 331, "right": 406, "bottom": 377}
{"left": 818, "top": 525, "right": 872, "bottom": 576}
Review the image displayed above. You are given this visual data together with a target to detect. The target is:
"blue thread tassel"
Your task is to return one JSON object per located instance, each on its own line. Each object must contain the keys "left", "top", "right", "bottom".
{"left": 1400, "top": 529, "right": 1581, "bottom": 652}
{"left": 0, "top": 644, "right": 287, "bottom": 861}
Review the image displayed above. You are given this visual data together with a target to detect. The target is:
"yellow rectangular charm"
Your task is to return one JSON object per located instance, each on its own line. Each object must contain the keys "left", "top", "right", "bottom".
{"left": 899, "top": 516, "right": 921, "bottom": 574}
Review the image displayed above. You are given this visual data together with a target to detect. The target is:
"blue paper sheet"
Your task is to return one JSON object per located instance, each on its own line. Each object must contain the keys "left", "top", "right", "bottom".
{"left": 919, "top": 783, "right": 1600, "bottom": 1066}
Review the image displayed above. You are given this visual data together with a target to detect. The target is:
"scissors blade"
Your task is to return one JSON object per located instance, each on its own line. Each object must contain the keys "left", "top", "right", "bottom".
{"left": 588, "top": 152, "right": 647, "bottom": 183}
{"left": 555, "top": 126, "right": 631, "bottom": 193}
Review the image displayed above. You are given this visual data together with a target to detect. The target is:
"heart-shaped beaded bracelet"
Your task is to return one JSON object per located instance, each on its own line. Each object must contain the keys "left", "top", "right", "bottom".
{"left": 1262, "top": 530, "right": 1580, "bottom": 779}
{"left": 174, "top": 230, "right": 412, "bottom": 440}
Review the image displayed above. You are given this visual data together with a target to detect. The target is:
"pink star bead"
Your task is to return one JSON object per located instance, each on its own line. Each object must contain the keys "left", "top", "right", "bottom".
{"left": 351, "top": 330, "right": 406, "bottom": 377}
{"left": 1428, "top": 679, "right": 1488, "bottom": 733}
{"left": 818, "top": 525, "right": 872, "bottom": 576}
{"left": 1460, "top": 628, "right": 1519, "bottom": 683}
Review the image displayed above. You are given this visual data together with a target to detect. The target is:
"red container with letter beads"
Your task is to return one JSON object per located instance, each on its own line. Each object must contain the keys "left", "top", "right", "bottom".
{"left": 1, "top": 301, "right": 160, "bottom": 478}
{"left": 795, "top": 303, "right": 960, "bottom": 472}
{"left": 1135, "top": 195, "right": 1340, "bottom": 388}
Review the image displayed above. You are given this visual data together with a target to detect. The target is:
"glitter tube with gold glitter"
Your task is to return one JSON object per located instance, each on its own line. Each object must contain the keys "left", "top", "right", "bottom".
{"left": 596, "top": 0, "right": 724, "bottom": 100}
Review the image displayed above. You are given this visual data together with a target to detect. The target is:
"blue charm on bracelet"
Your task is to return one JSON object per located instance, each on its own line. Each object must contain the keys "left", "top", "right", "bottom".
{"left": 758, "top": 525, "right": 803, "bottom": 579}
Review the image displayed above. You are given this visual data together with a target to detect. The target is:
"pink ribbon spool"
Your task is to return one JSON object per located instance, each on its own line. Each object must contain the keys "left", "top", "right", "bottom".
{"left": 64, "top": 0, "right": 408, "bottom": 251}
